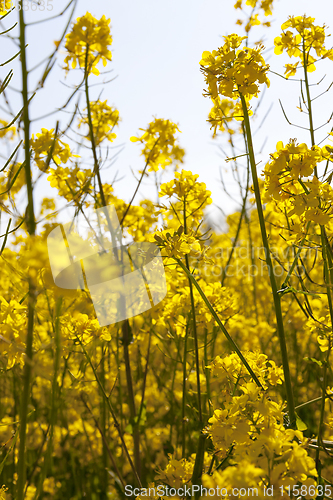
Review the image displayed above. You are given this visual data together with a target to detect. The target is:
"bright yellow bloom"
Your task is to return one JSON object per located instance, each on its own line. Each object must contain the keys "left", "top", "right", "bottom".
{"left": 234, "top": 0, "right": 273, "bottom": 17}
{"left": 0, "top": 119, "right": 16, "bottom": 140}
{"left": 47, "top": 165, "right": 93, "bottom": 202}
{"left": 274, "top": 15, "right": 333, "bottom": 77}
{"left": 264, "top": 141, "right": 333, "bottom": 228}
{"left": 264, "top": 140, "right": 322, "bottom": 200}
{"left": 131, "top": 118, "right": 185, "bottom": 172}
{"left": 160, "top": 169, "right": 212, "bottom": 208}
{"left": 79, "top": 100, "right": 120, "bottom": 145}
{"left": 30, "top": 128, "right": 79, "bottom": 172}
{"left": 155, "top": 456, "right": 194, "bottom": 488}
{"left": 64, "top": 13, "right": 112, "bottom": 75}
{"left": 0, "top": 162, "right": 26, "bottom": 203}
{"left": 0, "top": 0, "right": 11, "bottom": 15}
{"left": 154, "top": 227, "right": 202, "bottom": 260}
{"left": 207, "top": 97, "right": 252, "bottom": 137}
{"left": 40, "top": 197, "right": 56, "bottom": 216}
{"left": 200, "top": 34, "right": 270, "bottom": 102}
{"left": 245, "top": 13, "right": 261, "bottom": 33}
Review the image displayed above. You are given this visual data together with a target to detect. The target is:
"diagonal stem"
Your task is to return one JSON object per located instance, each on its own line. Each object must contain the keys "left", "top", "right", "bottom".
{"left": 240, "top": 93, "right": 296, "bottom": 428}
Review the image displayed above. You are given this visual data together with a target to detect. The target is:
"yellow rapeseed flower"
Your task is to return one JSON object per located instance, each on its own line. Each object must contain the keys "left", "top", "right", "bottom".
{"left": 64, "top": 12, "right": 112, "bottom": 75}
{"left": 30, "top": 128, "right": 79, "bottom": 172}
{"left": 274, "top": 15, "right": 333, "bottom": 77}
{"left": 131, "top": 118, "right": 185, "bottom": 172}
{"left": 79, "top": 100, "right": 120, "bottom": 145}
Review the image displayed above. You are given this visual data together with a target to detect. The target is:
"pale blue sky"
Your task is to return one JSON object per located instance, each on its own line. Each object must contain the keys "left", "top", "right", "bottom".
{"left": 1, "top": 0, "right": 332, "bottom": 227}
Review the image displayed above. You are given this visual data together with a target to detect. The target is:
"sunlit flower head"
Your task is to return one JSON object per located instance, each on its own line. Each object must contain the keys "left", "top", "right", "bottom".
{"left": 63, "top": 12, "right": 112, "bottom": 75}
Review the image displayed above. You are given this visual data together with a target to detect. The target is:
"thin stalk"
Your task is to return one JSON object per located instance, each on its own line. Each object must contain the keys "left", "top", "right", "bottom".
{"left": 16, "top": 4, "right": 36, "bottom": 499}
{"left": 137, "top": 330, "right": 152, "bottom": 426}
{"left": 175, "top": 258, "right": 264, "bottom": 389}
{"left": 316, "top": 229, "right": 333, "bottom": 469}
{"left": 221, "top": 200, "right": 246, "bottom": 286}
{"left": 302, "top": 38, "right": 333, "bottom": 471}
{"left": 204, "top": 328, "right": 212, "bottom": 418}
{"left": 244, "top": 212, "right": 259, "bottom": 322}
{"left": 81, "top": 395, "right": 126, "bottom": 490}
{"left": 295, "top": 394, "right": 331, "bottom": 411}
{"left": 184, "top": 198, "right": 203, "bottom": 426}
{"left": 280, "top": 221, "right": 311, "bottom": 290}
{"left": 122, "top": 320, "right": 141, "bottom": 478}
{"left": 315, "top": 347, "right": 331, "bottom": 470}
{"left": 181, "top": 323, "right": 189, "bottom": 458}
{"left": 84, "top": 45, "right": 141, "bottom": 479}
{"left": 32, "top": 299, "right": 62, "bottom": 500}
{"left": 76, "top": 335, "right": 142, "bottom": 488}
{"left": 302, "top": 40, "right": 316, "bottom": 152}
{"left": 221, "top": 122, "right": 250, "bottom": 286}
{"left": 240, "top": 93, "right": 296, "bottom": 427}
{"left": 191, "top": 433, "right": 207, "bottom": 497}
{"left": 100, "top": 346, "right": 108, "bottom": 499}
{"left": 182, "top": 196, "right": 205, "bottom": 480}
{"left": 84, "top": 47, "right": 107, "bottom": 208}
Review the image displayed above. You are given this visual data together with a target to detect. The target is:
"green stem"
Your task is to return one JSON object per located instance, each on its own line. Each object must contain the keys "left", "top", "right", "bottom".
{"left": 191, "top": 432, "right": 207, "bottom": 497}
{"left": 184, "top": 203, "right": 202, "bottom": 425}
{"left": 175, "top": 258, "right": 264, "bottom": 389}
{"left": 84, "top": 45, "right": 141, "bottom": 480}
{"left": 221, "top": 199, "right": 246, "bottom": 286}
{"left": 302, "top": 38, "right": 333, "bottom": 472}
{"left": 32, "top": 299, "right": 62, "bottom": 500}
{"left": 204, "top": 328, "right": 212, "bottom": 418}
{"left": 84, "top": 47, "right": 107, "bottom": 208}
{"left": 76, "top": 335, "right": 142, "bottom": 488}
{"left": 16, "top": 5, "right": 37, "bottom": 499}
{"left": 122, "top": 320, "right": 141, "bottom": 479}
{"left": 240, "top": 93, "right": 296, "bottom": 427}
{"left": 182, "top": 323, "right": 189, "bottom": 458}
{"left": 295, "top": 394, "right": 331, "bottom": 411}
{"left": 315, "top": 348, "right": 330, "bottom": 470}
{"left": 100, "top": 346, "right": 108, "bottom": 499}
{"left": 183, "top": 195, "right": 204, "bottom": 481}
{"left": 281, "top": 221, "right": 311, "bottom": 290}
{"left": 302, "top": 40, "right": 316, "bottom": 152}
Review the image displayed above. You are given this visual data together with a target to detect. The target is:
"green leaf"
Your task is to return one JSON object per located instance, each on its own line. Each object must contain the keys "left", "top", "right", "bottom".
{"left": 0, "top": 429, "right": 19, "bottom": 474}
{"left": 295, "top": 412, "right": 307, "bottom": 431}
{"left": 303, "top": 357, "right": 322, "bottom": 367}
{"left": 278, "top": 286, "right": 320, "bottom": 298}
{"left": 124, "top": 423, "right": 133, "bottom": 435}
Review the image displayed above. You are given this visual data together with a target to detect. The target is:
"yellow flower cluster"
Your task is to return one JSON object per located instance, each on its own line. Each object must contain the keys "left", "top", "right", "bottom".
{"left": 234, "top": 0, "right": 273, "bottom": 17}
{"left": 2, "top": 6, "right": 333, "bottom": 498}
{"left": 263, "top": 140, "right": 333, "bottom": 226}
{"left": 274, "top": 15, "right": 333, "bottom": 77}
{"left": 205, "top": 378, "right": 317, "bottom": 495}
{"left": 209, "top": 351, "right": 284, "bottom": 390}
{"left": 154, "top": 227, "right": 202, "bottom": 260}
{"left": 47, "top": 165, "right": 93, "bottom": 201}
{"left": 207, "top": 97, "right": 250, "bottom": 137}
{"left": 30, "top": 128, "right": 78, "bottom": 172}
{"left": 0, "top": 119, "right": 15, "bottom": 140}
{"left": 155, "top": 456, "right": 195, "bottom": 488}
{"left": 200, "top": 34, "right": 270, "bottom": 102}
{"left": 79, "top": 100, "right": 120, "bottom": 145}
{"left": 131, "top": 118, "right": 185, "bottom": 172}
{"left": 159, "top": 169, "right": 212, "bottom": 220}
{"left": 64, "top": 13, "right": 112, "bottom": 75}
{"left": 0, "top": 0, "right": 11, "bottom": 16}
